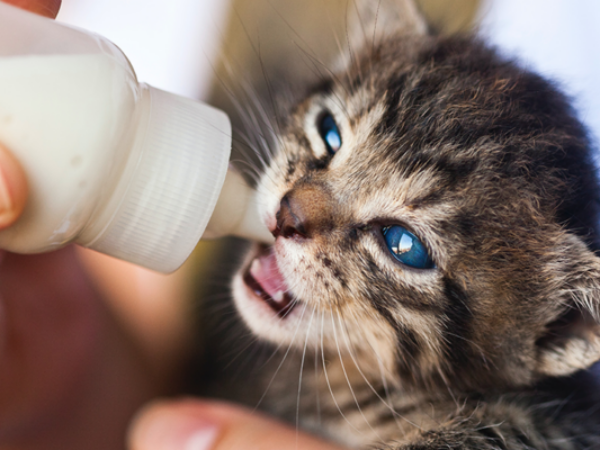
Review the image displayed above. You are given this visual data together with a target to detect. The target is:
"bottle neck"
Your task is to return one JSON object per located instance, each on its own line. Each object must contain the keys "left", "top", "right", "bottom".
{"left": 77, "top": 85, "right": 232, "bottom": 273}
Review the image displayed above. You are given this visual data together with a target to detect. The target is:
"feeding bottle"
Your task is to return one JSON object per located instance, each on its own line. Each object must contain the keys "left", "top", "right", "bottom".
{"left": 0, "top": 3, "right": 272, "bottom": 273}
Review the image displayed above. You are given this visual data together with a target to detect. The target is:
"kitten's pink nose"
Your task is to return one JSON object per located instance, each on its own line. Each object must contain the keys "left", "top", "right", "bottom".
{"left": 273, "top": 186, "right": 333, "bottom": 240}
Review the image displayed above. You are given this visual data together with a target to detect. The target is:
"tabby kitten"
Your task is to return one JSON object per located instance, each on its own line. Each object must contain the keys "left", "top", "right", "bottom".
{"left": 203, "top": 0, "right": 600, "bottom": 448}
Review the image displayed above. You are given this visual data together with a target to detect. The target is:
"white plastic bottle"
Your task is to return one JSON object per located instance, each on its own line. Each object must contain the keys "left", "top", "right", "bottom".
{"left": 0, "top": 3, "right": 272, "bottom": 273}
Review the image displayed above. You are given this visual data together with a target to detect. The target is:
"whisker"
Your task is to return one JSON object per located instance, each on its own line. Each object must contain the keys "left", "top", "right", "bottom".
{"left": 296, "top": 306, "right": 317, "bottom": 444}
{"left": 339, "top": 309, "right": 422, "bottom": 431}
{"left": 253, "top": 301, "right": 310, "bottom": 411}
{"left": 330, "top": 307, "right": 383, "bottom": 440}
{"left": 320, "top": 309, "right": 362, "bottom": 433}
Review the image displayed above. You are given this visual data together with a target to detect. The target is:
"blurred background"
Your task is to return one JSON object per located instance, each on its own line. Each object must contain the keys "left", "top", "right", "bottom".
{"left": 57, "top": 0, "right": 600, "bottom": 153}
{"left": 58, "top": 0, "right": 231, "bottom": 99}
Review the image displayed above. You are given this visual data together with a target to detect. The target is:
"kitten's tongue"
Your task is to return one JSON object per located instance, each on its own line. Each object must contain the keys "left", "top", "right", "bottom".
{"left": 249, "top": 248, "right": 289, "bottom": 302}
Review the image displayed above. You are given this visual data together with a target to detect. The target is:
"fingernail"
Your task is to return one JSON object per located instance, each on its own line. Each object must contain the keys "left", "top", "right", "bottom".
{"left": 130, "top": 405, "right": 220, "bottom": 450}
{"left": 0, "top": 167, "right": 13, "bottom": 224}
{"left": 0, "top": 143, "right": 26, "bottom": 229}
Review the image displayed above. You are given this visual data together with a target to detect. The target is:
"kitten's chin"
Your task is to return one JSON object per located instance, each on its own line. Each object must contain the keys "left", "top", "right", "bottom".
{"left": 232, "top": 245, "right": 302, "bottom": 341}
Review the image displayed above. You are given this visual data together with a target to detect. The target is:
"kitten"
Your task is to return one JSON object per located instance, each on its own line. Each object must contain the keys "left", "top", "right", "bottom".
{"left": 199, "top": 0, "right": 600, "bottom": 448}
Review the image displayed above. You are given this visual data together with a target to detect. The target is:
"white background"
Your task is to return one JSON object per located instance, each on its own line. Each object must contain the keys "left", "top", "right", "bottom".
{"left": 480, "top": 0, "right": 600, "bottom": 149}
{"left": 57, "top": 0, "right": 230, "bottom": 100}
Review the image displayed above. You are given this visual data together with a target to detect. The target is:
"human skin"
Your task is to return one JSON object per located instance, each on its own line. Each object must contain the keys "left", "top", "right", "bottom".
{"left": 0, "top": 2, "right": 346, "bottom": 449}
{"left": 0, "top": 2, "right": 195, "bottom": 448}
{"left": 128, "top": 400, "right": 344, "bottom": 450}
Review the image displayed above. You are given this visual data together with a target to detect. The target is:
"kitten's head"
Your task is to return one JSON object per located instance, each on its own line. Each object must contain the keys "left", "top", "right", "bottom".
{"left": 232, "top": 0, "right": 600, "bottom": 391}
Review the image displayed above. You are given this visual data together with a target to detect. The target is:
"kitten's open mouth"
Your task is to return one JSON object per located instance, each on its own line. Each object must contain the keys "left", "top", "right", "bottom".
{"left": 243, "top": 246, "right": 296, "bottom": 318}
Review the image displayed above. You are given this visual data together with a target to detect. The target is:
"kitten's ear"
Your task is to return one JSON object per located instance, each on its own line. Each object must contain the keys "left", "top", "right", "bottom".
{"left": 349, "top": 0, "right": 428, "bottom": 49}
{"left": 536, "top": 233, "right": 600, "bottom": 377}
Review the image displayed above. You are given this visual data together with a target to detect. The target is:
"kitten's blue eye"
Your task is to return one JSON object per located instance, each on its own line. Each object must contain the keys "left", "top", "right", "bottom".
{"left": 318, "top": 112, "right": 341, "bottom": 155}
{"left": 382, "top": 225, "right": 434, "bottom": 269}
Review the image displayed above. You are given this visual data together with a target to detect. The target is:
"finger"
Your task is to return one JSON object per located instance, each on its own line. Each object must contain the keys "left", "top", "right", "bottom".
{"left": 128, "top": 399, "right": 346, "bottom": 450}
{"left": 0, "top": 144, "right": 28, "bottom": 230}
{"left": 0, "top": 1, "right": 55, "bottom": 228}
{"left": 1, "top": 0, "right": 61, "bottom": 18}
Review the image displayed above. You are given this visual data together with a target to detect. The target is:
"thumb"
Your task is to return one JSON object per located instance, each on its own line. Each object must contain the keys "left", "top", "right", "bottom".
{"left": 0, "top": 0, "right": 58, "bottom": 230}
{"left": 0, "top": 143, "right": 28, "bottom": 230}
{"left": 128, "top": 399, "right": 346, "bottom": 450}
{"left": 1, "top": 0, "right": 62, "bottom": 18}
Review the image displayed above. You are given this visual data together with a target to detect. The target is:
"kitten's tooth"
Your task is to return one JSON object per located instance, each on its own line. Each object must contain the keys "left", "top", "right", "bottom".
{"left": 250, "top": 258, "right": 261, "bottom": 275}
{"left": 273, "top": 291, "right": 284, "bottom": 303}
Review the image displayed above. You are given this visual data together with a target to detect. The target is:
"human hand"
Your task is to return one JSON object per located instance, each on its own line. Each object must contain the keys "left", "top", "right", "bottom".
{"left": 0, "top": 0, "right": 62, "bottom": 229}
{"left": 129, "top": 399, "right": 346, "bottom": 450}
{"left": 0, "top": 143, "right": 27, "bottom": 229}
{"left": 2, "top": 0, "right": 61, "bottom": 18}
{"left": 0, "top": 150, "right": 164, "bottom": 449}
{"left": 0, "top": 3, "right": 193, "bottom": 449}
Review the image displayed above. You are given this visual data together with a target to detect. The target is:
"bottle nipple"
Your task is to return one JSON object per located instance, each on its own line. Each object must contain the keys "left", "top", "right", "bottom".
{"left": 204, "top": 168, "right": 274, "bottom": 244}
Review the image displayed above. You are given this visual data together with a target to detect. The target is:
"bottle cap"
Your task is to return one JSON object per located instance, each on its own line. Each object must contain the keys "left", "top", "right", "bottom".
{"left": 80, "top": 85, "right": 231, "bottom": 273}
